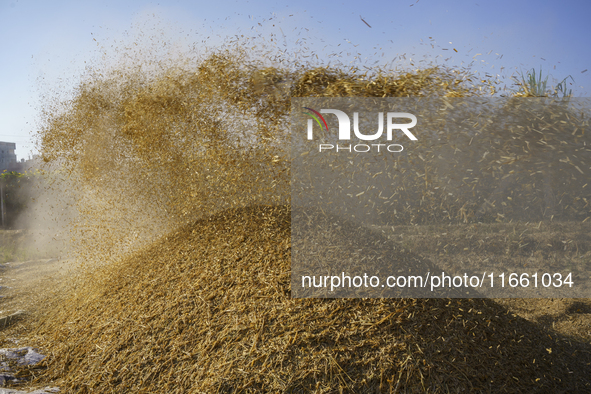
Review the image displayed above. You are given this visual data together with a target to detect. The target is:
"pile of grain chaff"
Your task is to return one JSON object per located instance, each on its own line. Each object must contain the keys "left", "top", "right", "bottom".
{"left": 24, "top": 44, "right": 591, "bottom": 393}
{"left": 25, "top": 205, "right": 590, "bottom": 393}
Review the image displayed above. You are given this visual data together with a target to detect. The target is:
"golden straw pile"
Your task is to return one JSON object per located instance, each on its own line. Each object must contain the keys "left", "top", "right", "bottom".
{"left": 11, "top": 44, "right": 590, "bottom": 392}
{"left": 28, "top": 205, "right": 590, "bottom": 392}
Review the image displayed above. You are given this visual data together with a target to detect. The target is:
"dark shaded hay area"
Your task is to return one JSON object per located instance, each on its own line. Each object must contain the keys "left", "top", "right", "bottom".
{"left": 23, "top": 205, "right": 591, "bottom": 393}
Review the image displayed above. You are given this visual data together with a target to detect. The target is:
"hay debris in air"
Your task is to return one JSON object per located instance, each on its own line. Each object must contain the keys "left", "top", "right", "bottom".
{"left": 25, "top": 43, "right": 591, "bottom": 393}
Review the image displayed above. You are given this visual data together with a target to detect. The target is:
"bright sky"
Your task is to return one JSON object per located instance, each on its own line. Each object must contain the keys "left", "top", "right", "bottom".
{"left": 1, "top": 0, "right": 589, "bottom": 159}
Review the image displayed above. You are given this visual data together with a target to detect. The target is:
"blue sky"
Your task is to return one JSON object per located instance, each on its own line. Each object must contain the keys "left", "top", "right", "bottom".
{"left": 1, "top": 0, "right": 589, "bottom": 159}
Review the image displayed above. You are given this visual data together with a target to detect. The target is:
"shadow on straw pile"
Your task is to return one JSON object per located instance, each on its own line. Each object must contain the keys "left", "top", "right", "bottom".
{"left": 26, "top": 205, "right": 591, "bottom": 393}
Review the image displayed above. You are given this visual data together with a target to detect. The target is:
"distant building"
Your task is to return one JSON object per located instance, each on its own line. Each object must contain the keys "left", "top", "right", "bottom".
{"left": 0, "top": 142, "right": 39, "bottom": 173}
{"left": 0, "top": 142, "right": 17, "bottom": 172}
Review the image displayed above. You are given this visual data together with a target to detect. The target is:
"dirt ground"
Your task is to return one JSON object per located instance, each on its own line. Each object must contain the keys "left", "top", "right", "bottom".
{"left": 495, "top": 298, "right": 591, "bottom": 344}
{"left": 0, "top": 257, "right": 81, "bottom": 346}
{"left": 0, "top": 259, "right": 79, "bottom": 317}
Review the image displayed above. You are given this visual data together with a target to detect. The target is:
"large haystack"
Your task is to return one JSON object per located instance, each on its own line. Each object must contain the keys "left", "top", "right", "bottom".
{"left": 26, "top": 42, "right": 591, "bottom": 393}
{"left": 30, "top": 205, "right": 591, "bottom": 393}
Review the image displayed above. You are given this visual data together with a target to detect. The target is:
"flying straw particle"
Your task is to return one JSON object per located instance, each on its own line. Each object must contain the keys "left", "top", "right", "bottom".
{"left": 359, "top": 15, "right": 372, "bottom": 28}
